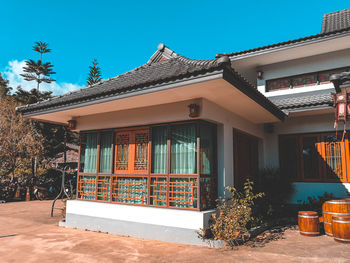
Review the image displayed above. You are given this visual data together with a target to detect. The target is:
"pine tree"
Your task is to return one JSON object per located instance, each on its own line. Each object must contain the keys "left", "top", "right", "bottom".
{"left": 0, "top": 73, "right": 12, "bottom": 98}
{"left": 87, "top": 59, "right": 102, "bottom": 86}
{"left": 20, "top": 41, "right": 56, "bottom": 91}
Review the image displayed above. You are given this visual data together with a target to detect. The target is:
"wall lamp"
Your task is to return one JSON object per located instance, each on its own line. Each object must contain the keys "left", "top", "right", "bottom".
{"left": 188, "top": 104, "right": 200, "bottom": 118}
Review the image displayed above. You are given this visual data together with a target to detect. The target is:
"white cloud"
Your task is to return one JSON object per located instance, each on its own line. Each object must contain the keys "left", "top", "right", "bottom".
{"left": 2, "top": 60, "right": 83, "bottom": 95}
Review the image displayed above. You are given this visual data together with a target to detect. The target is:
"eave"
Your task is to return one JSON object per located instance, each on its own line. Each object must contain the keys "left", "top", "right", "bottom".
{"left": 20, "top": 68, "right": 286, "bottom": 128}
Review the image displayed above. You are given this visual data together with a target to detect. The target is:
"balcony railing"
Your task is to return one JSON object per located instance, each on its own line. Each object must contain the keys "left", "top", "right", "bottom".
{"left": 77, "top": 174, "right": 216, "bottom": 210}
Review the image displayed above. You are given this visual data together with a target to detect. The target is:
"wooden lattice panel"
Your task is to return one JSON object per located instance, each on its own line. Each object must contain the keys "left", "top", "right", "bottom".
{"left": 77, "top": 175, "right": 97, "bottom": 200}
{"left": 169, "top": 177, "right": 198, "bottom": 209}
{"left": 266, "top": 78, "right": 290, "bottom": 91}
{"left": 319, "top": 68, "right": 346, "bottom": 83}
{"left": 115, "top": 133, "right": 129, "bottom": 171}
{"left": 322, "top": 139, "right": 348, "bottom": 182}
{"left": 149, "top": 177, "right": 167, "bottom": 206}
{"left": 134, "top": 131, "right": 148, "bottom": 171}
{"left": 97, "top": 176, "right": 111, "bottom": 201}
{"left": 292, "top": 73, "right": 317, "bottom": 88}
{"left": 111, "top": 176, "right": 148, "bottom": 204}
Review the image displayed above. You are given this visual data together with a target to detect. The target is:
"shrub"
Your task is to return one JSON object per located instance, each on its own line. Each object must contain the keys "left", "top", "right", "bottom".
{"left": 253, "top": 168, "right": 295, "bottom": 222}
{"left": 0, "top": 178, "right": 17, "bottom": 201}
{"left": 202, "top": 179, "right": 264, "bottom": 247}
{"left": 298, "top": 192, "right": 334, "bottom": 214}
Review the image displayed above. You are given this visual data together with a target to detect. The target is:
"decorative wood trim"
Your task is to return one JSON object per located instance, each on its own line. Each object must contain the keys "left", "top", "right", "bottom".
{"left": 266, "top": 66, "right": 350, "bottom": 92}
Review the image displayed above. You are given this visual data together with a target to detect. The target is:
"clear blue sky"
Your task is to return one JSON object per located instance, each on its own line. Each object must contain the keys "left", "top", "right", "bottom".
{"left": 1, "top": 1, "right": 349, "bottom": 94}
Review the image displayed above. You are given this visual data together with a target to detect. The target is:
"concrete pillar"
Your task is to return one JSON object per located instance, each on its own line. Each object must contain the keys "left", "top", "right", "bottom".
{"left": 217, "top": 122, "right": 233, "bottom": 199}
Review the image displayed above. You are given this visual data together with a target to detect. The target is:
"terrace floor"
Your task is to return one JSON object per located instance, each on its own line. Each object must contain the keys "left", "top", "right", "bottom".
{"left": 0, "top": 200, "right": 350, "bottom": 263}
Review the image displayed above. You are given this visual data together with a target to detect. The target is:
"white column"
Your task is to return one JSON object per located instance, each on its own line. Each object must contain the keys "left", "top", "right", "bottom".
{"left": 217, "top": 123, "right": 233, "bottom": 199}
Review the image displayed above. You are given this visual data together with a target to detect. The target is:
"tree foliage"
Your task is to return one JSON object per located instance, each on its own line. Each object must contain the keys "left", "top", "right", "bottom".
{"left": 14, "top": 86, "right": 52, "bottom": 105}
{"left": 11, "top": 87, "right": 78, "bottom": 164}
{"left": 87, "top": 58, "right": 102, "bottom": 86}
{"left": 0, "top": 98, "right": 43, "bottom": 179}
{"left": 0, "top": 73, "right": 12, "bottom": 98}
{"left": 20, "top": 41, "right": 56, "bottom": 90}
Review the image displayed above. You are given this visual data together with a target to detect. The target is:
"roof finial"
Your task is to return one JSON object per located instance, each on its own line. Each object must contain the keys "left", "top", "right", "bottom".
{"left": 157, "top": 43, "right": 165, "bottom": 51}
{"left": 217, "top": 55, "right": 230, "bottom": 66}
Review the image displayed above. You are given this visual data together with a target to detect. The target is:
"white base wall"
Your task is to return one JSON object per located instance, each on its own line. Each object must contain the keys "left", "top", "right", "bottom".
{"left": 66, "top": 200, "right": 214, "bottom": 230}
{"left": 64, "top": 200, "right": 216, "bottom": 246}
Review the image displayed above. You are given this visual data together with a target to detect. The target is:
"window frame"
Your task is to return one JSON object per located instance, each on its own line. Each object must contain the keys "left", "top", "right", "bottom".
{"left": 77, "top": 120, "right": 217, "bottom": 211}
{"left": 114, "top": 127, "right": 150, "bottom": 175}
{"left": 78, "top": 130, "right": 114, "bottom": 175}
{"left": 279, "top": 131, "right": 350, "bottom": 183}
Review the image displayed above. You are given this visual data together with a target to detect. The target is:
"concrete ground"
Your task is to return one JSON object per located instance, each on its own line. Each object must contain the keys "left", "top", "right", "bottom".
{"left": 0, "top": 201, "right": 350, "bottom": 263}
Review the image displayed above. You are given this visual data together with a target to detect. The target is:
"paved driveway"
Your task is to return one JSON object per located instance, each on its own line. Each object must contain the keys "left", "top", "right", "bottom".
{"left": 0, "top": 200, "right": 350, "bottom": 263}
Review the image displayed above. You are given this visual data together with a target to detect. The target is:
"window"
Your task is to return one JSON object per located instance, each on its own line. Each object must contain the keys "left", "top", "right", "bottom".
{"left": 170, "top": 124, "right": 196, "bottom": 174}
{"left": 115, "top": 129, "right": 149, "bottom": 174}
{"left": 80, "top": 133, "right": 98, "bottom": 173}
{"left": 77, "top": 120, "right": 217, "bottom": 210}
{"left": 200, "top": 123, "right": 215, "bottom": 174}
{"left": 279, "top": 133, "right": 350, "bottom": 182}
{"left": 151, "top": 126, "right": 168, "bottom": 174}
{"left": 266, "top": 66, "right": 350, "bottom": 92}
{"left": 279, "top": 136, "right": 298, "bottom": 179}
{"left": 301, "top": 135, "right": 320, "bottom": 179}
{"left": 99, "top": 132, "right": 113, "bottom": 173}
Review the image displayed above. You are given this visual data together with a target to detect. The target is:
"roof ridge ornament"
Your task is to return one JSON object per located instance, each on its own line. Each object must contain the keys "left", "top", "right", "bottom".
{"left": 157, "top": 43, "right": 165, "bottom": 51}
{"left": 216, "top": 55, "right": 230, "bottom": 66}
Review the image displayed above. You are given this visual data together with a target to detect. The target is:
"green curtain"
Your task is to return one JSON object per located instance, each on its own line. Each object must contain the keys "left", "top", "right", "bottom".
{"left": 83, "top": 133, "right": 98, "bottom": 173}
{"left": 171, "top": 124, "right": 196, "bottom": 174}
{"left": 152, "top": 127, "right": 167, "bottom": 173}
{"left": 99, "top": 133, "right": 113, "bottom": 173}
{"left": 79, "top": 135, "right": 86, "bottom": 172}
{"left": 200, "top": 123, "right": 214, "bottom": 174}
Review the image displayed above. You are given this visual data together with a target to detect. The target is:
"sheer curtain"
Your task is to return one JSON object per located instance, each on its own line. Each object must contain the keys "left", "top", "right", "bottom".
{"left": 99, "top": 133, "right": 113, "bottom": 173}
{"left": 171, "top": 124, "right": 196, "bottom": 174}
{"left": 83, "top": 134, "right": 98, "bottom": 173}
{"left": 200, "top": 123, "right": 213, "bottom": 174}
{"left": 152, "top": 127, "right": 167, "bottom": 173}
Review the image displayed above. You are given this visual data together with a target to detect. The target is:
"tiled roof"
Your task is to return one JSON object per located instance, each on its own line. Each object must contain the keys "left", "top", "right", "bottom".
{"left": 18, "top": 53, "right": 229, "bottom": 114}
{"left": 268, "top": 89, "right": 334, "bottom": 111}
{"left": 17, "top": 44, "right": 287, "bottom": 120}
{"left": 216, "top": 9, "right": 350, "bottom": 59}
{"left": 321, "top": 9, "right": 350, "bottom": 33}
{"left": 330, "top": 71, "right": 350, "bottom": 92}
{"left": 216, "top": 27, "right": 350, "bottom": 58}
